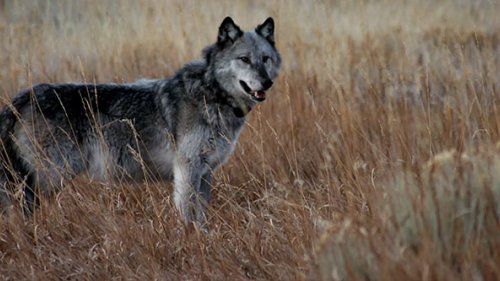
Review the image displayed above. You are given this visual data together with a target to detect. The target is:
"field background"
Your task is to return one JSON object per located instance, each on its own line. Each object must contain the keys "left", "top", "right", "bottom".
{"left": 1, "top": 0, "right": 499, "bottom": 280}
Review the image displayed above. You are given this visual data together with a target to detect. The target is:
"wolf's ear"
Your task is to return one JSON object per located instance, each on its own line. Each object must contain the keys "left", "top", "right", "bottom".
{"left": 218, "top": 17, "right": 243, "bottom": 47}
{"left": 256, "top": 17, "right": 275, "bottom": 45}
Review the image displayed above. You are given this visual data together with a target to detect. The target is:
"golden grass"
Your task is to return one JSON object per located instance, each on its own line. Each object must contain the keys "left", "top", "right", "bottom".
{"left": 1, "top": 0, "right": 499, "bottom": 280}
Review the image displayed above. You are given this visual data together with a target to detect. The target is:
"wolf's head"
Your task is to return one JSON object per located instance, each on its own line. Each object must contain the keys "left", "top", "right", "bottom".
{"left": 205, "top": 17, "right": 281, "bottom": 106}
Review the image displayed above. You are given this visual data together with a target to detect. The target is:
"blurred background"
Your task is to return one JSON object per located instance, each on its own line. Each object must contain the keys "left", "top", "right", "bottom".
{"left": 0, "top": 1, "right": 499, "bottom": 280}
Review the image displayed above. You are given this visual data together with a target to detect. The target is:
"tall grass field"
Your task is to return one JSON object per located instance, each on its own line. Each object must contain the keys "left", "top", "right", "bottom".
{"left": 0, "top": 1, "right": 499, "bottom": 280}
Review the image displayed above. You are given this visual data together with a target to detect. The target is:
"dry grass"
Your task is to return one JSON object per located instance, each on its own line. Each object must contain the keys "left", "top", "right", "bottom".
{"left": 1, "top": 0, "right": 499, "bottom": 280}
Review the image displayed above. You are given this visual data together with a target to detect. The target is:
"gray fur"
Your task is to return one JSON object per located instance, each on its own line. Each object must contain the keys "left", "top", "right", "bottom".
{"left": 0, "top": 17, "right": 281, "bottom": 227}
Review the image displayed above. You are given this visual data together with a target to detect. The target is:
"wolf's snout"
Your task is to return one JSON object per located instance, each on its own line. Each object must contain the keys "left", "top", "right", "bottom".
{"left": 262, "top": 80, "right": 273, "bottom": 91}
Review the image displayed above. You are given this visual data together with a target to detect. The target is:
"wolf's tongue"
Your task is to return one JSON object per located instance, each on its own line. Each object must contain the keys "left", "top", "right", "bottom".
{"left": 254, "top": 91, "right": 266, "bottom": 99}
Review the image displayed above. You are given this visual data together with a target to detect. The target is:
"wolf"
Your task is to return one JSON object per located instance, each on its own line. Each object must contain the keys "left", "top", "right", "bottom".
{"left": 0, "top": 17, "right": 281, "bottom": 227}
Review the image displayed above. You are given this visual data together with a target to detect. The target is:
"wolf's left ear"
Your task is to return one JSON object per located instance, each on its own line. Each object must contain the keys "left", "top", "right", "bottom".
{"left": 218, "top": 17, "right": 243, "bottom": 47}
{"left": 256, "top": 17, "right": 275, "bottom": 45}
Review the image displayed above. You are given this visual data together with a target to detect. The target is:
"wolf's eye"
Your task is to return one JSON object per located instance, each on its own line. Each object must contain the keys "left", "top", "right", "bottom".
{"left": 239, "top": 56, "right": 251, "bottom": 64}
{"left": 263, "top": 56, "right": 271, "bottom": 63}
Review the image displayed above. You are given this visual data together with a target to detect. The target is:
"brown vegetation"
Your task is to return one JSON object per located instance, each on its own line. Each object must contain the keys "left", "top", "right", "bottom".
{"left": 1, "top": 1, "right": 499, "bottom": 280}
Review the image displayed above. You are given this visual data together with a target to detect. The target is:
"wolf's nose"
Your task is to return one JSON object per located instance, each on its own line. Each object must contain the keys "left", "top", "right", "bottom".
{"left": 262, "top": 80, "right": 273, "bottom": 91}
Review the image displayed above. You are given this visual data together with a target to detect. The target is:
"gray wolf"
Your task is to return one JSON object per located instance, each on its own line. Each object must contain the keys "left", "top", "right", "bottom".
{"left": 0, "top": 17, "right": 281, "bottom": 227}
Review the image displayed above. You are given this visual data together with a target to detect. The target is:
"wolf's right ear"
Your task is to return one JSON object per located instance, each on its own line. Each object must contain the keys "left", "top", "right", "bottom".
{"left": 218, "top": 17, "right": 243, "bottom": 47}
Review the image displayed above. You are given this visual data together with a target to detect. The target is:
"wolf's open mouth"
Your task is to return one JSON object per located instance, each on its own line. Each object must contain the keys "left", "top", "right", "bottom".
{"left": 239, "top": 80, "right": 266, "bottom": 102}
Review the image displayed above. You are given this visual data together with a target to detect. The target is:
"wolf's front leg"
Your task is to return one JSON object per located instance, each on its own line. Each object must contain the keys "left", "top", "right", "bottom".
{"left": 173, "top": 160, "right": 200, "bottom": 225}
{"left": 173, "top": 160, "right": 213, "bottom": 229}
{"left": 195, "top": 172, "right": 212, "bottom": 226}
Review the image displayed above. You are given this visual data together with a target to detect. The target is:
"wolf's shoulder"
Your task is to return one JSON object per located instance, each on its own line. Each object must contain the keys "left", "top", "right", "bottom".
{"left": 173, "top": 60, "right": 207, "bottom": 81}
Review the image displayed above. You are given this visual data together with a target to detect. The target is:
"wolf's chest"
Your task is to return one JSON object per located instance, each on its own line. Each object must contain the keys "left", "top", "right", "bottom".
{"left": 201, "top": 130, "right": 240, "bottom": 168}
{"left": 197, "top": 108, "right": 245, "bottom": 168}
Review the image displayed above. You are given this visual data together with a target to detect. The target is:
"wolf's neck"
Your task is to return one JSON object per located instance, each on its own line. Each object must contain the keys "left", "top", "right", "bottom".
{"left": 170, "top": 59, "right": 255, "bottom": 118}
{"left": 200, "top": 66, "right": 255, "bottom": 118}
